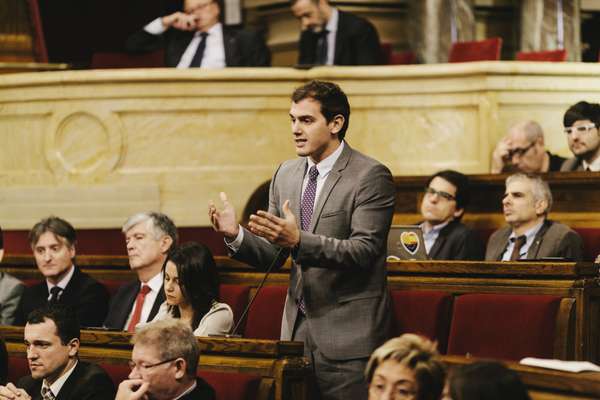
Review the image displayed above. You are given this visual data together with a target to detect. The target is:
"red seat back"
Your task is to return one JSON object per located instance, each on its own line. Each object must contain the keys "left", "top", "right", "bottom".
{"left": 243, "top": 286, "right": 287, "bottom": 340}
{"left": 516, "top": 49, "right": 567, "bottom": 62}
{"left": 7, "top": 356, "right": 30, "bottom": 383}
{"left": 390, "top": 290, "right": 453, "bottom": 353}
{"left": 100, "top": 363, "right": 131, "bottom": 387}
{"left": 199, "top": 371, "right": 262, "bottom": 400}
{"left": 447, "top": 293, "right": 562, "bottom": 361}
{"left": 219, "top": 284, "right": 250, "bottom": 334}
{"left": 449, "top": 37, "right": 503, "bottom": 63}
{"left": 389, "top": 51, "right": 416, "bottom": 65}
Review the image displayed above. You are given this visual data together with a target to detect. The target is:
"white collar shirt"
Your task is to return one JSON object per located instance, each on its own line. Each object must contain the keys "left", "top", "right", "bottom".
{"left": 46, "top": 265, "right": 75, "bottom": 301}
{"left": 324, "top": 8, "right": 338, "bottom": 66}
{"left": 124, "top": 271, "right": 164, "bottom": 329}
{"left": 42, "top": 360, "right": 78, "bottom": 398}
{"left": 501, "top": 220, "right": 545, "bottom": 261}
{"left": 302, "top": 140, "right": 345, "bottom": 205}
{"left": 176, "top": 23, "right": 226, "bottom": 68}
{"left": 582, "top": 156, "right": 600, "bottom": 172}
{"left": 173, "top": 381, "right": 197, "bottom": 400}
{"left": 420, "top": 221, "right": 450, "bottom": 254}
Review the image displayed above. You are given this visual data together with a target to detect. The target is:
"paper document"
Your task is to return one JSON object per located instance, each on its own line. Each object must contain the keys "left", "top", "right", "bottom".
{"left": 520, "top": 357, "right": 600, "bottom": 373}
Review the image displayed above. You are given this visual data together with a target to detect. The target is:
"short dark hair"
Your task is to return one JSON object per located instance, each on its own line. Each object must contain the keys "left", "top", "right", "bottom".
{"left": 27, "top": 305, "right": 80, "bottom": 345}
{"left": 28, "top": 217, "right": 76, "bottom": 248}
{"left": 292, "top": 80, "right": 351, "bottom": 140}
{"left": 450, "top": 361, "right": 531, "bottom": 400}
{"left": 563, "top": 101, "right": 600, "bottom": 128}
{"left": 166, "top": 242, "right": 220, "bottom": 330}
{"left": 426, "top": 170, "right": 470, "bottom": 215}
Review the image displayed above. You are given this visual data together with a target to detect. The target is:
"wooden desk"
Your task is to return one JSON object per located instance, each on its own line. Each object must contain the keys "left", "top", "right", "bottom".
{"left": 0, "top": 326, "right": 309, "bottom": 400}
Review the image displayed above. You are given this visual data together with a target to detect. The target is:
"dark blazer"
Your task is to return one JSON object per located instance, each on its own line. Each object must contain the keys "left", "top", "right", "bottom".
{"left": 427, "top": 220, "right": 484, "bottom": 261}
{"left": 235, "top": 144, "right": 395, "bottom": 360}
{"left": 126, "top": 24, "right": 271, "bottom": 67}
{"left": 179, "top": 377, "right": 216, "bottom": 400}
{"left": 15, "top": 267, "right": 108, "bottom": 327}
{"left": 103, "top": 279, "right": 165, "bottom": 330}
{"left": 485, "top": 219, "right": 584, "bottom": 261}
{"left": 560, "top": 156, "right": 585, "bottom": 172}
{"left": 297, "top": 10, "right": 382, "bottom": 66}
{"left": 18, "top": 361, "right": 115, "bottom": 400}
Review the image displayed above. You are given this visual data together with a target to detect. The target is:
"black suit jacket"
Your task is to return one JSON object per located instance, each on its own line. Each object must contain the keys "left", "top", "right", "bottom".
{"left": 18, "top": 361, "right": 115, "bottom": 400}
{"left": 428, "top": 220, "right": 484, "bottom": 261}
{"left": 103, "top": 279, "right": 165, "bottom": 330}
{"left": 125, "top": 24, "right": 271, "bottom": 67}
{"left": 298, "top": 10, "right": 382, "bottom": 66}
{"left": 15, "top": 267, "right": 108, "bottom": 327}
{"left": 179, "top": 377, "right": 216, "bottom": 400}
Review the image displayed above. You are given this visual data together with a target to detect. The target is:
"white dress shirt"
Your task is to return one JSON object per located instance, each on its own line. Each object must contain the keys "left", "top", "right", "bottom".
{"left": 227, "top": 141, "right": 346, "bottom": 250}
{"left": 501, "top": 221, "right": 544, "bottom": 261}
{"left": 46, "top": 265, "right": 75, "bottom": 301}
{"left": 582, "top": 156, "right": 600, "bottom": 172}
{"left": 324, "top": 8, "right": 338, "bottom": 66}
{"left": 144, "top": 18, "right": 226, "bottom": 68}
{"left": 124, "top": 271, "right": 164, "bottom": 329}
{"left": 42, "top": 360, "right": 78, "bottom": 398}
{"left": 420, "top": 221, "right": 450, "bottom": 254}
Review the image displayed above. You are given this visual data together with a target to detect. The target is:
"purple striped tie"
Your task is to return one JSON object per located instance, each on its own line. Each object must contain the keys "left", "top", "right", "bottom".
{"left": 301, "top": 165, "right": 319, "bottom": 231}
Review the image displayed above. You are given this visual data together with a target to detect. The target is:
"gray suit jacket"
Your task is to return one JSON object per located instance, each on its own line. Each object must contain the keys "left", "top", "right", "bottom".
{"left": 560, "top": 157, "right": 584, "bottom": 171}
{"left": 0, "top": 272, "right": 25, "bottom": 325}
{"left": 485, "top": 220, "right": 584, "bottom": 261}
{"left": 235, "top": 144, "right": 395, "bottom": 360}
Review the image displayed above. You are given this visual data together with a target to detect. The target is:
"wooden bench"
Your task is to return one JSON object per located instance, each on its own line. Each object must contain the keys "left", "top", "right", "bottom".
{"left": 0, "top": 326, "right": 309, "bottom": 400}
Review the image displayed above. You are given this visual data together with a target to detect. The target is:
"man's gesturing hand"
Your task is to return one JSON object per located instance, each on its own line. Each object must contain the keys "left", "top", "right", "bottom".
{"left": 209, "top": 192, "right": 240, "bottom": 240}
{"left": 248, "top": 200, "right": 300, "bottom": 248}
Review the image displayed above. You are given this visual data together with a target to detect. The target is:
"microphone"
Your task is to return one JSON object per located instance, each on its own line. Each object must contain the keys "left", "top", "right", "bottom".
{"left": 210, "top": 246, "right": 287, "bottom": 338}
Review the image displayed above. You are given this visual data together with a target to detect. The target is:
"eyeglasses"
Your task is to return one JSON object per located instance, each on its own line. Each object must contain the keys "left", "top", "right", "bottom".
{"left": 424, "top": 187, "right": 455, "bottom": 201}
{"left": 506, "top": 141, "right": 535, "bottom": 159}
{"left": 564, "top": 123, "right": 597, "bottom": 135}
{"left": 369, "top": 383, "right": 417, "bottom": 399}
{"left": 128, "top": 357, "right": 178, "bottom": 372}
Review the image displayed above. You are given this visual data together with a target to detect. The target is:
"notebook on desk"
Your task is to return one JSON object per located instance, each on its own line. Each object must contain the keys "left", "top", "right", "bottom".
{"left": 386, "top": 225, "right": 429, "bottom": 261}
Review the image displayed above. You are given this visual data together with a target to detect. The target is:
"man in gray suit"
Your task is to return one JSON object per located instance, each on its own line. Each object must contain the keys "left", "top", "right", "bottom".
{"left": 485, "top": 173, "right": 583, "bottom": 261}
{"left": 209, "top": 80, "right": 395, "bottom": 399}
{"left": 0, "top": 225, "right": 25, "bottom": 325}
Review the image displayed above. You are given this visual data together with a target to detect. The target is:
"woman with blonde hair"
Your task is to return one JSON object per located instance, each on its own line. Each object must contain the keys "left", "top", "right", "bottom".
{"left": 365, "top": 334, "right": 445, "bottom": 400}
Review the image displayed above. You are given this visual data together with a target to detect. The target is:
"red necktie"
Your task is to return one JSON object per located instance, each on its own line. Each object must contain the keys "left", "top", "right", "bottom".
{"left": 127, "top": 284, "right": 151, "bottom": 333}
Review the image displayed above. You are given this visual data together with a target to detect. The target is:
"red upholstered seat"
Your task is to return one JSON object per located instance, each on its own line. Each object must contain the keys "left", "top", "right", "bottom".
{"left": 516, "top": 49, "right": 567, "bottom": 62}
{"left": 390, "top": 290, "right": 453, "bottom": 353}
{"left": 199, "top": 371, "right": 262, "bottom": 400}
{"left": 22, "top": 279, "right": 40, "bottom": 288}
{"left": 101, "top": 279, "right": 125, "bottom": 297}
{"left": 100, "top": 363, "right": 131, "bottom": 387}
{"left": 7, "top": 356, "right": 30, "bottom": 383}
{"left": 389, "top": 51, "right": 416, "bottom": 65}
{"left": 219, "top": 284, "right": 250, "bottom": 334}
{"left": 447, "top": 293, "right": 562, "bottom": 361}
{"left": 448, "top": 37, "right": 503, "bottom": 63}
{"left": 90, "top": 50, "right": 165, "bottom": 69}
{"left": 243, "top": 286, "right": 287, "bottom": 340}
{"left": 573, "top": 227, "right": 600, "bottom": 261}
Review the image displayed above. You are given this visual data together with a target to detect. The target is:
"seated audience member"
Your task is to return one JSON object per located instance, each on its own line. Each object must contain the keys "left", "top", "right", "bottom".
{"left": 420, "top": 170, "right": 484, "bottom": 260}
{"left": 116, "top": 319, "right": 215, "bottom": 400}
{"left": 491, "top": 120, "right": 565, "bottom": 173}
{"left": 449, "top": 360, "right": 531, "bottom": 400}
{"left": 0, "top": 305, "right": 115, "bottom": 399}
{"left": 291, "top": 0, "right": 382, "bottom": 66}
{"left": 15, "top": 217, "right": 109, "bottom": 327}
{"left": 0, "top": 225, "right": 25, "bottom": 325}
{"left": 365, "top": 333, "right": 445, "bottom": 400}
{"left": 560, "top": 101, "right": 600, "bottom": 171}
{"left": 125, "top": 0, "right": 270, "bottom": 68}
{"left": 104, "top": 212, "right": 177, "bottom": 331}
{"left": 485, "top": 173, "right": 583, "bottom": 261}
{"left": 151, "top": 242, "right": 233, "bottom": 336}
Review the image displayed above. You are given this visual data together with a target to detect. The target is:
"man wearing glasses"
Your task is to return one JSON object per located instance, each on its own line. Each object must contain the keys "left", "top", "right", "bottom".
{"left": 420, "top": 170, "right": 483, "bottom": 260}
{"left": 116, "top": 319, "right": 215, "bottom": 400}
{"left": 491, "top": 120, "right": 565, "bottom": 174}
{"left": 560, "top": 101, "right": 600, "bottom": 172}
{"left": 0, "top": 305, "right": 115, "bottom": 400}
{"left": 126, "top": 0, "right": 270, "bottom": 68}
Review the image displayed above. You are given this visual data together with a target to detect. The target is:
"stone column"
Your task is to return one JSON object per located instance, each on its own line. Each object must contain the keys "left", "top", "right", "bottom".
{"left": 520, "top": 0, "right": 581, "bottom": 61}
{"left": 407, "top": 0, "right": 475, "bottom": 64}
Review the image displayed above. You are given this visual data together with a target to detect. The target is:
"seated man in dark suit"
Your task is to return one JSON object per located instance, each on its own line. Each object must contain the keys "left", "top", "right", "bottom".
{"left": 0, "top": 305, "right": 115, "bottom": 399}
{"left": 15, "top": 217, "right": 109, "bottom": 327}
{"left": 291, "top": 0, "right": 382, "bottom": 66}
{"left": 485, "top": 173, "right": 584, "bottom": 261}
{"left": 116, "top": 319, "right": 215, "bottom": 400}
{"left": 560, "top": 101, "right": 600, "bottom": 172}
{"left": 420, "top": 170, "right": 483, "bottom": 260}
{"left": 125, "top": 0, "right": 270, "bottom": 68}
{"left": 104, "top": 212, "right": 177, "bottom": 331}
{"left": 0, "top": 225, "right": 25, "bottom": 325}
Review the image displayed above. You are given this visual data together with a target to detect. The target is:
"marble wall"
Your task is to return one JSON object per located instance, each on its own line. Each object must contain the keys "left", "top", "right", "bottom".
{"left": 1, "top": 63, "right": 600, "bottom": 229}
